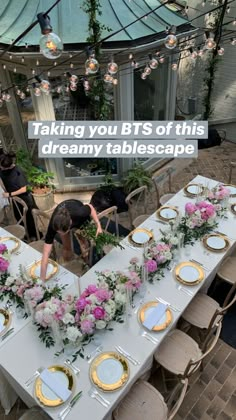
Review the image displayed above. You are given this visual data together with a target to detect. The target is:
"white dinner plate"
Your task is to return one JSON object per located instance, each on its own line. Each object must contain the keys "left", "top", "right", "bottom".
{"left": 159, "top": 208, "right": 178, "bottom": 219}
{"left": 41, "top": 370, "right": 69, "bottom": 401}
{"left": 206, "top": 236, "right": 226, "bottom": 250}
{"left": 0, "top": 237, "right": 20, "bottom": 253}
{"left": 178, "top": 266, "right": 200, "bottom": 283}
{"left": 97, "top": 358, "right": 124, "bottom": 385}
{"left": 132, "top": 231, "right": 150, "bottom": 244}
{"left": 186, "top": 184, "right": 200, "bottom": 194}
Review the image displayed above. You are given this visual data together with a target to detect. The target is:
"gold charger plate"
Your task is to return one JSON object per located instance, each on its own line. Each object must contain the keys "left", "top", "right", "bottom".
{"left": 175, "top": 261, "right": 204, "bottom": 286}
{"left": 138, "top": 301, "right": 172, "bottom": 331}
{"left": 35, "top": 365, "right": 74, "bottom": 407}
{"left": 203, "top": 233, "right": 230, "bottom": 253}
{"left": 128, "top": 228, "right": 153, "bottom": 248}
{"left": 184, "top": 183, "right": 204, "bottom": 197}
{"left": 223, "top": 184, "right": 236, "bottom": 197}
{"left": 29, "top": 259, "right": 58, "bottom": 281}
{"left": 0, "top": 308, "right": 11, "bottom": 336}
{"left": 0, "top": 236, "right": 20, "bottom": 253}
{"left": 90, "top": 351, "right": 129, "bottom": 392}
{"left": 156, "top": 205, "right": 179, "bottom": 222}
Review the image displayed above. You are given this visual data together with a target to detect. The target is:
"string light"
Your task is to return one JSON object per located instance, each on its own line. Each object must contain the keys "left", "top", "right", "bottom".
{"left": 144, "top": 66, "right": 151, "bottom": 75}
{"left": 217, "top": 46, "right": 224, "bottom": 56}
{"left": 85, "top": 54, "right": 99, "bottom": 75}
{"left": 16, "top": 88, "right": 21, "bottom": 96}
{"left": 20, "top": 92, "right": 26, "bottom": 99}
{"left": 164, "top": 26, "right": 177, "bottom": 50}
{"left": 202, "top": 1, "right": 206, "bottom": 6}
{"left": 21, "top": 57, "right": 25, "bottom": 63}
{"left": 13, "top": 67, "right": 17, "bottom": 73}
{"left": 56, "top": 86, "right": 63, "bottom": 93}
{"left": 36, "top": 60, "right": 40, "bottom": 66}
{"left": 141, "top": 73, "right": 147, "bottom": 80}
{"left": 190, "top": 48, "right": 198, "bottom": 59}
{"left": 54, "top": 61, "right": 57, "bottom": 66}
{"left": 171, "top": 63, "right": 178, "bottom": 71}
{"left": 9, "top": 54, "right": 12, "bottom": 60}
{"left": 159, "top": 55, "right": 165, "bottom": 63}
{"left": 40, "top": 79, "right": 51, "bottom": 93}
{"left": 104, "top": 74, "right": 113, "bottom": 83}
{"left": 26, "top": 87, "right": 30, "bottom": 92}
{"left": 2, "top": 92, "right": 11, "bottom": 102}
{"left": 198, "top": 48, "right": 204, "bottom": 57}
{"left": 3, "top": 64, "right": 6, "bottom": 70}
{"left": 70, "top": 62, "right": 74, "bottom": 69}
{"left": 129, "top": 53, "right": 133, "bottom": 60}
{"left": 233, "top": 19, "right": 236, "bottom": 25}
{"left": 148, "top": 55, "right": 158, "bottom": 69}
{"left": 226, "top": 6, "right": 230, "bottom": 14}
{"left": 83, "top": 80, "right": 90, "bottom": 91}
{"left": 112, "top": 78, "right": 118, "bottom": 85}
{"left": 69, "top": 53, "right": 73, "bottom": 58}
{"left": 32, "top": 69, "right": 36, "bottom": 75}
{"left": 231, "top": 38, "right": 236, "bottom": 45}
{"left": 34, "top": 86, "right": 41, "bottom": 96}
{"left": 37, "top": 12, "right": 63, "bottom": 59}
{"left": 205, "top": 37, "right": 216, "bottom": 50}
{"left": 108, "top": 60, "right": 119, "bottom": 75}
{"left": 47, "top": 71, "right": 51, "bottom": 76}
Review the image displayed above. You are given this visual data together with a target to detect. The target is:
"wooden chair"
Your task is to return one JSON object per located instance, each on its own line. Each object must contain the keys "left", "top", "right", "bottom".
{"left": 19, "top": 406, "right": 51, "bottom": 419}
{"left": 98, "top": 205, "right": 119, "bottom": 237}
{"left": 154, "top": 322, "right": 222, "bottom": 380}
{"left": 181, "top": 285, "right": 236, "bottom": 350}
{"left": 4, "top": 196, "right": 29, "bottom": 241}
{"left": 31, "top": 209, "right": 57, "bottom": 259}
{"left": 228, "top": 161, "right": 236, "bottom": 184}
{"left": 125, "top": 186, "right": 150, "bottom": 229}
{"left": 113, "top": 378, "right": 188, "bottom": 420}
{"left": 152, "top": 167, "right": 175, "bottom": 209}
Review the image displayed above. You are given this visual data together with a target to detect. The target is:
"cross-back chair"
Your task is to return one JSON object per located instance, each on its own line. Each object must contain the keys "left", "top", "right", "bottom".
{"left": 5, "top": 196, "right": 29, "bottom": 241}
{"left": 125, "top": 186, "right": 149, "bottom": 229}
{"left": 152, "top": 166, "right": 175, "bottom": 209}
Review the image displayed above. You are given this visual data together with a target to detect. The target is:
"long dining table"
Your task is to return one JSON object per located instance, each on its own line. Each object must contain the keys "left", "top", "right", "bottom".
{"left": 0, "top": 175, "right": 235, "bottom": 419}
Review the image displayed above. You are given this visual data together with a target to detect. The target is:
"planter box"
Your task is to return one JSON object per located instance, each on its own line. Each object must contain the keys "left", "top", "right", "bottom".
{"left": 32, "top": 189, "right": 55, "bottom": 211}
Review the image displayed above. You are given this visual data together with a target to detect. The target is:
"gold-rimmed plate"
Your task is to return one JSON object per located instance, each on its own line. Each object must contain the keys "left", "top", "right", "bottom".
{"left": 0, "top": 237, "right": 20, "bottom": 253}
{"left": 90, "top": 351, "right": 129, "bottom": 392}
{"left": 29, "top": 259, "right": 58, "bottom": 281}
{"left": 184, "top": 183, "right": 204, "bottom": 197}
{"left": 203, "top": 233, "right": 230, "bottom": 253}
{"left": 35, "top": 365, "right": 74, "bottom": 407}
{"left": 156, "top": 205, "right": 179, "bottom": 221}
{"left": 223, "top": 184, "right": 236, "bottom": 197}
{"left": 0, "top": 308, "right": 11, "bottom": 336}
{"left": 128, "top": 228, "right": 153, "bottom": 247}
{"left": 175, "top": 261, "right": 204, "bottom": 286}
{"left": 138, "top": 301, "right": 172, "bottom": 331}
{"left": 231, "top": 203, "right": 236, "bottom": 215}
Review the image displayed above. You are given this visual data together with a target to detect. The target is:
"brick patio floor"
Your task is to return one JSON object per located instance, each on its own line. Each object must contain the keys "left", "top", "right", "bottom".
{"left": 1, "top": 141, "right": 236, "bottom": 419}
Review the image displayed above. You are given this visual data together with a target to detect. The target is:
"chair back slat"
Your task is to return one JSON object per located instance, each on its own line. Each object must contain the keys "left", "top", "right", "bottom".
{"left": 98, "top": 206, "right": 119, "bottom": 237}
{"left": 9, "top": 196, "right": 29, "bottom": 240}
{"left": 152, "top": 167, "right": 173, "bottom": 208}
{"left": 125, "top": 186, "right": 147, "bottom": 229}
{"left": 32, "top": 209, "right": 50, "bottom": 241}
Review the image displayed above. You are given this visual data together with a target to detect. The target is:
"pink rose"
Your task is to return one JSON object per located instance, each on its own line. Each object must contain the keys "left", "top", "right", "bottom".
{"left": 75, "top": 297, "right": 90, "bottom": 312}
{"left": 80, "top": 319, "right": 95, "bottom": 334}
{"left": 0, "top": 244, "right": 7, "bottom": 254}
{"left": 86, "top": 284, "right": 98, "bottom": 295}
{"left": 95, "top": 288, "right": 112, "bottom": 302}
{"left": 185, "top": 203, "right": 197, "bottom": 215}
{"left": 145, "top": 259, "right": 157, "bottom": 273}
{"left": 0, "top": 257, "right": 9, "bottom": 272}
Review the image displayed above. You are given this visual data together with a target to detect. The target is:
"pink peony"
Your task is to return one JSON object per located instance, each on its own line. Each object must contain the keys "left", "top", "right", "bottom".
{"left": 185, "top": 202, "right": 197, "bottom": 215}
{"left": 145, "top": 259, "right": 158, "bottom": 273}
{"left": 80, "top": 318, "right": 95, "bottom": 334}
{"left": 75, "top": 297, "right": 90, "bottom": 312}
{"left": 93, "top": 306, "right": 106, "bottom": 320}
{"left": 0, "top": 244, "right": 7, "bottom": 254}
{"left": 86, "top": 284, "right": 98, "bottom": 295}
{"left": 0, "top": 257, "right": 9, "bottom": 272}
{"left": 95, "top": 288, "right": 112, "bottom": 302}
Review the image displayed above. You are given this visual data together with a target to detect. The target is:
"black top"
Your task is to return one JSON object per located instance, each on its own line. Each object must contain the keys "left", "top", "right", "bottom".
{"left": 0, "top": 165, "right": 27, "bottom": 193}
{"left": 45, "top": 199, "right": 91, "bottom": 244}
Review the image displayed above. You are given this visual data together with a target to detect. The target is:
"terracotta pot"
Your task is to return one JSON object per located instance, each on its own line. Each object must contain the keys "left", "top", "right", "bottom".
{"left": 32, "top": 188, "right": 55, "bottom": 211}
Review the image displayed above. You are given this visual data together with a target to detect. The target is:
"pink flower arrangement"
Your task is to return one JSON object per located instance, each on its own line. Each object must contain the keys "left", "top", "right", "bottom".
{"left": 0, "top": 244, "right": 7, "bottom": 254}
{"left": 208, "top": 184, "right": 230, "bottom": 201}
{"left": 185, "top": 201, "right": 216, "bottom": 229}
{"left": 35, "top": 297, "right": 68, "bottom": 327}
{"left": 0, "top": 256, "right": 9, "bottom": 272}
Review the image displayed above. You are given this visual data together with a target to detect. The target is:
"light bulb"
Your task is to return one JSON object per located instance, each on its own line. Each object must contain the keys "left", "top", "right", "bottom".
{"left": 205, "top": 38, "right": 216, "bottom": 50}
{"left": 3, "top": 65, "right": 6, "bottom": 70}
{"left": 32, "top": 69, "right": 36, "bottom": 75}
{"left": 85, "top": 56, "right": 99, "bottom": 74}
{"left": 47, "top": 71, "right": 51, "bottom": 76}
{"left": 164, "top": 34, "right": 178, "bottom": 49}
{"left": 34, "top": 87, "right": 41, "bottom": 96}
{"left": 104, "top": 74, "right": 113, "bottom": 83}
{"left": 144, "top": 66, "right": 151, "bottom": 75}
{"left": 57, "top": 86, "right": 63, "bottom": 93}
{"left": 70, "top": 75, "right": 78, "bottom": 84}
{"left": 198, "top": 49, "right": 204, "bottom": 57}
{"left": 13, "top": 67, "right": 17, "bottom": 73}
{"left": 218, "top": 47, "right": 224, "bottom": 56}
{"left": 159, "top": 56, "right": 165, "bottom": 63}
{"left": 141, "top": 73, "right": 147, "bottom": 80}
{"left": 233, "top": 19, "right": 236, "bottom": 26}
{"left": 231, "top": 38, "right": 236, "bottom": 45}
{"left": 191, "top": 51, "right": 198, "bottom": 59}
{"left": 39, "top": 32, "right": 63, "bottom": 59}
{"left": 129, "top": 53, "right": 133, "bottom": 60}
{"left": 112, "top": 78, "right": 118, "bottom": 85}
{"left": 40, "top": 80, "right": 50, "bottom": 93}
{"left": 4, "top": 93, "right": 11, "bottom": 102}
{"left": 70, "top": 62, "right": 74, "bottom": 69}
{"left": 21, "top": 56, "right": 25, "bottom": 63}
{"left": 83, "top": 80, "right": 90, "bottom": 91}
{"left": 26, "top": 87, "right": 30, "bottom": 92}
{"left": 36, "top": 60, "right": 40, "bottom": 66}
{"left": 16, "top": 89, "right": 21, "bottom": 96}
{"left": 108, "top": 61, "right": 118, "bottom": 75}
{"left": 20, "top": 92, "right": 26, "bottom": 99}
{"left": 149, "top": 58, "right": 158, "bottom": 69}
{"left": 172, "top": 63, "right": 178, "bottom": 71}
{"left": 70, "top": 83, "right": 77, "bottom": 91}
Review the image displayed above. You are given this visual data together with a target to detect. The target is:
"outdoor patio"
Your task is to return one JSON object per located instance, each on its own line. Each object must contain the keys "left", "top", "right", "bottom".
{"left": 1, "top": 141, "right": 236, "bottom": 420}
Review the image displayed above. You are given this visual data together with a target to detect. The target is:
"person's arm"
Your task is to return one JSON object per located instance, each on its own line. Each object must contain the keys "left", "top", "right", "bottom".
{"left": 87, "top": 204, "right": 103, "bottom": 236}
{"left": 3, "top": 186, "right": 27, "bottom": 198}
{"left": 40, "top": 243, "right": 52, "bottom": 281}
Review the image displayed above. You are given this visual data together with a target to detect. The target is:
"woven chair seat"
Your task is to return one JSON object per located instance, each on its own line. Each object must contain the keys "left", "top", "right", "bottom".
{"left": 19, "top": 406, "right": 51, "bottom": 419}
{"left": 160, "top": 193, "right": 175, "bottom": 206}
{"left": 181, "top": 293, "right": 221, "bottom": 329}
{"left": 113, "top": 380, "right": 168, "bottom": 420}
{"left": 217, "top": 256, "right": 236, "bottom": 285}
{"left": 29, "top": 240, "right": 45, "bottom": 253}
{"left": 4, "top": 225, "right": 25, "bottom": 240}
{"left": 154, "top": 329, "right": 202, "bottom": 376}
{"left": 133, "top": 214, "right": 150, "bottom": 228}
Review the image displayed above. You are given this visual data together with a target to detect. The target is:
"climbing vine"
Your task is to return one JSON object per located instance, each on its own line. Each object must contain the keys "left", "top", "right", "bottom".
{"left": 82, "top": 0, "right": 113, "bottom": 120}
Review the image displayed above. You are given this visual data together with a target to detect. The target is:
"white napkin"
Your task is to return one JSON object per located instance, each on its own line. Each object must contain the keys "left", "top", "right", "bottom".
{"left": 40, "top": 369, "right": 72, "bottom": 401}
{"left": 143, "top": 303, "right": 167, "bottom": 330}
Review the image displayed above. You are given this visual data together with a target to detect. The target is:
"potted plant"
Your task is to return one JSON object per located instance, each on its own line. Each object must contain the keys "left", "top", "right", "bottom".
{"left": 122, "top": 163, "right": 152, "bottom": 194}
{"left": 16, "top": 149, "right": 55, "bottom": 211}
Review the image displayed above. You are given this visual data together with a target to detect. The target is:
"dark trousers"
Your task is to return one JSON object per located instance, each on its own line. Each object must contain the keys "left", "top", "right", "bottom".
{"left": 13, "top": 193, "right": 37, "bottom": 238}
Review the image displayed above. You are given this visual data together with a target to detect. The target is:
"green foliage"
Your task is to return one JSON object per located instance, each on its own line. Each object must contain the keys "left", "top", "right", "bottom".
{"left": 123, "top": 163, "right": 152, "bottom": 193}
{"left": 100, "top": 172, "right": 117, "bottom": 193}
{"left": 177, "top": 217, "right": 218, "bottom": 245}
{"left": 202, "top": 55, "right": 219, "bottom": 120}
{"left": 79, "top": 222, "right": 124, "bottom": 255}
{"left": 16, "top": 149, "right": 55, "bottom": 191}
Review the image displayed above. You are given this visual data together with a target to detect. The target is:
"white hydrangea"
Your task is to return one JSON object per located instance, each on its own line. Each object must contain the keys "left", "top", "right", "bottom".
{"left": 114, "top": 291, "right": 126, "bottom": 306}
{"left": 89, "top": 294, "right": 98, "bottom": 305}
{"left": 5, "top": 276, "right": 15, "bottom": 286}
{"left": 62, "top": 313, "right": 75, "bottom": 325}
{"left": 11, "top": 285, "right": 17, "bottom": 293}
{"left": 66, "top": 326, "right": 82, "bottom": 342}
{"left": 104, "top": 300, "right": 116, "bottom": 318}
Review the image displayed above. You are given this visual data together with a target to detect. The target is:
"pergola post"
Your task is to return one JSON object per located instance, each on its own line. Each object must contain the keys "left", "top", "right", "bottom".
{"left": 0, "top": 67, "right": 29, "bottom": 151}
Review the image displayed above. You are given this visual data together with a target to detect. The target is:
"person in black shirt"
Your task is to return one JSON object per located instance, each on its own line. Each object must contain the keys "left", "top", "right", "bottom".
{"left": 40, "top": 199, "right": 102, "bottom": 280}
{"left": 0, "top": 152, "right": 37, "bottom": 238}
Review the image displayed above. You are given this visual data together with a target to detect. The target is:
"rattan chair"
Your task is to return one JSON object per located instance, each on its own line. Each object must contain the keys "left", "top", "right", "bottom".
{"left": 113, "top": 378, "right": 188, "bottom": 420}
{"left": 125, "top": 186, "right": 150, "bottom": 229}
{"left": 154, "top": 322, "right": 222, "bottom": 380}
{"left": 217, "top": 256, "right": 236, "bottom": 287}
{"left": 181, "top": 285, "right": 236, "bottom": 350}
{"left": 31, "top": 209, "right": 57, "bottom": 258}
{"left": 152, "top": 167, "right": 175, "bottom": 209}
{"left": 4, "top": 196, "right": 28, "bottom": 241}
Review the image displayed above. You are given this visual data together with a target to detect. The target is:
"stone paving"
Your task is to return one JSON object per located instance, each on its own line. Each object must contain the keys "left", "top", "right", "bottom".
{"left": 1, "top": 141, "right": 236, "bottom": 419}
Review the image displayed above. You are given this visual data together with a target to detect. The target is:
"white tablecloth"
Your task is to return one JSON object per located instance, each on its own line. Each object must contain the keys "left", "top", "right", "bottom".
{"left": 0, "top": 175, "right": 235, "bottom": 418}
